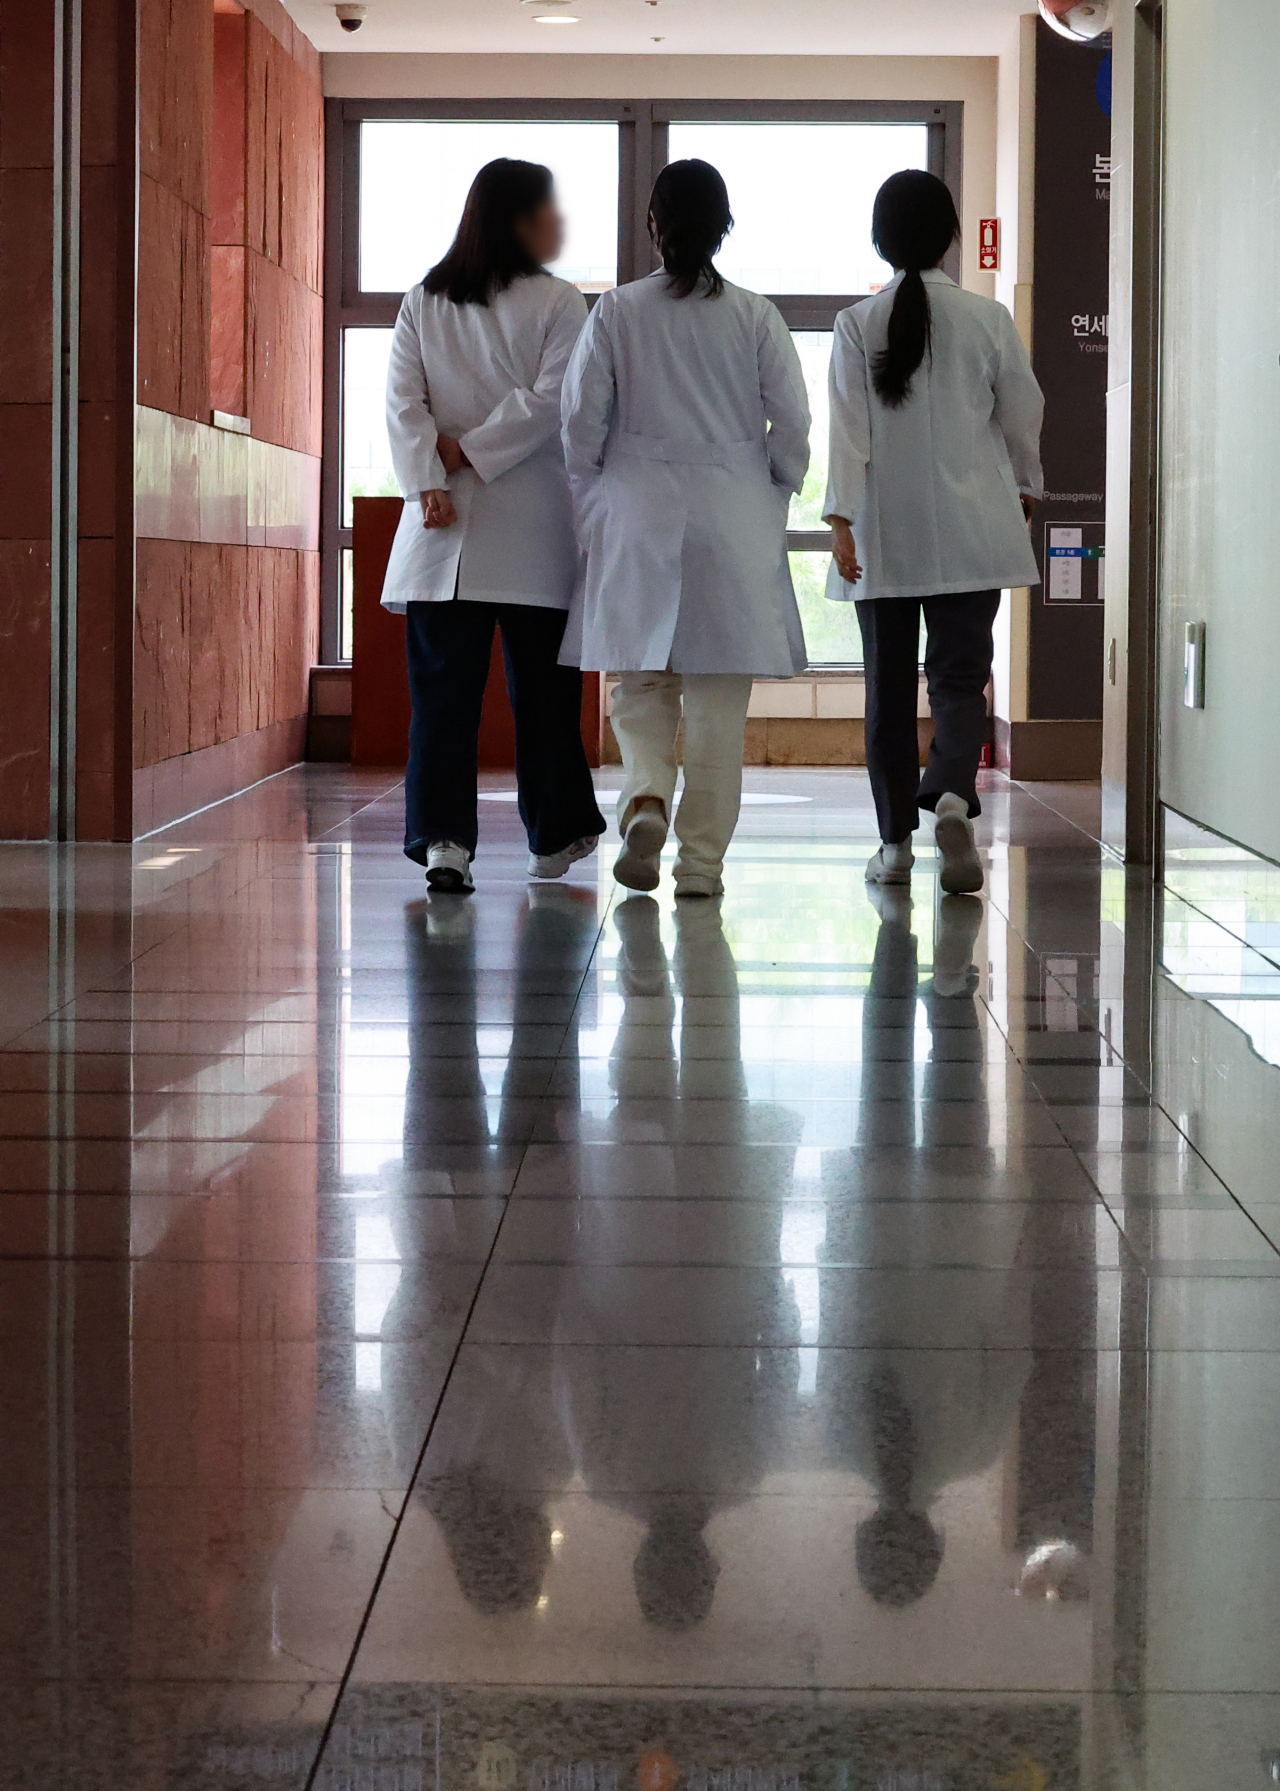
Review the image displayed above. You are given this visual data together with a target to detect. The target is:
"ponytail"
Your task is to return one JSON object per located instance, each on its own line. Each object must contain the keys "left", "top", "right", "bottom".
{"left": 868, "top": 169, "right": 961, "bottom": 409}
{"left": 648, "top": 159, "right": 732, "bottom": 300}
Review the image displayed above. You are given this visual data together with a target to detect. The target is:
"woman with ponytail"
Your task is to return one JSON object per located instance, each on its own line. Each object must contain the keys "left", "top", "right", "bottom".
{"left": 824, "top": 170, "right": 1044, "bottom": 894}
{"left": 560, "top": 159, "right": 810, "bottom": 899}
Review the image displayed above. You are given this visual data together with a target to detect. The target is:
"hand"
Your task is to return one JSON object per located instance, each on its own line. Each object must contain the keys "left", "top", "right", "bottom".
{"left": 1020, "top": 493, "right": 1037, "bottom": 525}
{"left": 829, "top": 518, "right": 862, "bottom": 585}
{"left": 437, "top": 434, "right": 469, "bottom": 476}
{"left": 420, "top": 489, "right": 458, "bottom": 530}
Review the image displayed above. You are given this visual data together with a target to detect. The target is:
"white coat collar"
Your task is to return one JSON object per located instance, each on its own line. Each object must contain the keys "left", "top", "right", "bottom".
{"left": 885, "top": 268, "right": 957, "bottom": 289}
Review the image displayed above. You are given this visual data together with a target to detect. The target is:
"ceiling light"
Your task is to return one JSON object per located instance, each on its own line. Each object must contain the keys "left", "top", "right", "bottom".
{"left": 533, "top": 11, "right": 579, "bottom": 18}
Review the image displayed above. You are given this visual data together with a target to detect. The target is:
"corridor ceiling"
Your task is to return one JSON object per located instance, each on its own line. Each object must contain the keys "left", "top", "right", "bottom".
{"left": 290, "top": 0, "right": 1038, "bottom": 57}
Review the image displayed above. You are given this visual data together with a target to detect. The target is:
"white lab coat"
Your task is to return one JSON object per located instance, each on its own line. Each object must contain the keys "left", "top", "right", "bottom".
{"left": 824, "top": 270, "right": 1044, "bottom": 602}
{"left": 380, "top": 272, "right": 588, "bottom": 612}
{"left": 559, "top": 271, "right": 811, "bottom": 675}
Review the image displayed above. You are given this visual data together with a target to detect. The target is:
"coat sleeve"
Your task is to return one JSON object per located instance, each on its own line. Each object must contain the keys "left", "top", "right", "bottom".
{"left": 386, "top": 290, "right": 447, "bottom": 497}
{"left": 993, "top": 305, "right": 1045, "bottom": 499}
{"left": 458, "top": 285, "right": 589, "bottom": 484}
{"left": 559, "top": 297, "right": 617, "bottom": 525}
{"left": 822, "top": 307, "right": 870, "bottom": 525}
{"left": 757, "top": 303, "right": 811, "bottom": 495}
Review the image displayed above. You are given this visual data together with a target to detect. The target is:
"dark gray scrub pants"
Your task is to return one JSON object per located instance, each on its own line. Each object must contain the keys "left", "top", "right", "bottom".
{"left": 855, "top": 589, "right": 1001, "bottom": 846}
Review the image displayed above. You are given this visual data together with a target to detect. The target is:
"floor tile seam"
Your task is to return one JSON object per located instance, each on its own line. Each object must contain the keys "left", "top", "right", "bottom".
{"left": 333, "top": 1676, "right": 1108, "bottom": 1696}
{"left": 451, "top": 1340, "right": 1115, "bottom": 1353}
{"left": 304, "top": 782, "right": 408, "bottom": 843}
{"left": 296, "top": 1198, "right": 519, "bottom": 1791}
{"left": 1005, "top": 779, "right": 1110, "bottom": 852}
{"left": 300, "top": 889, "right": 615, "bottom": 1791}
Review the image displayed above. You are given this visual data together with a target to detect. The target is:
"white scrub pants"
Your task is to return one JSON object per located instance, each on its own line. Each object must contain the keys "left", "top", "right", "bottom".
{"left": 610, "top": 671, "right": 754, "bottom": 884}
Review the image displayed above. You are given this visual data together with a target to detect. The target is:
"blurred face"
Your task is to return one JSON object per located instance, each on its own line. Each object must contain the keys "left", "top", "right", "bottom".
{"left": 515, "top": 196, "right": 565, "bottom": 267}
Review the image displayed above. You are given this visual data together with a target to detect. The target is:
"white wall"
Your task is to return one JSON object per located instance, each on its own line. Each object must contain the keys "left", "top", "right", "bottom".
{"left": 325, "top": 53, "right": 999, "bottom": 296}
{"left": 1159, "top": 0, "right": 1280, "bottom": 858}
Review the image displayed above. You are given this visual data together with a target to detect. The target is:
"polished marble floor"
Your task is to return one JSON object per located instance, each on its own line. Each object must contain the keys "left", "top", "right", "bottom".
{"left": 3, "top": 765, "right": 1280, "bottom": 1790}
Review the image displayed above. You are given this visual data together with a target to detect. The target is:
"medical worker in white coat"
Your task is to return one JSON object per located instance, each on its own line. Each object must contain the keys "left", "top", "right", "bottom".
{"left": 824, "top": 170, "right": 1044, "bottom": 895}
{"left": 382, "top": 158, "right": 605, "bottom": 894}
{"left": 560, "top": 159, "right": 811, "bottom": 899}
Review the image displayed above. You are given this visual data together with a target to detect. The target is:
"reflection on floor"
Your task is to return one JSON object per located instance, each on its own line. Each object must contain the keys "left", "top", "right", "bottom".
{"left": 2, "top": 765, "right": 1279, "bottom": 1790}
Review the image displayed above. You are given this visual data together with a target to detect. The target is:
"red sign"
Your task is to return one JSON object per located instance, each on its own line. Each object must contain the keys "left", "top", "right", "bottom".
{"left": 978, "top": 217, "right": 1000, "bottom": 271}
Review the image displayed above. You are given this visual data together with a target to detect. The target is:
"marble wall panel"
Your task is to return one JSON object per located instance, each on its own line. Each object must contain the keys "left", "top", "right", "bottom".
{"left": 79, "top": 0, "right": 123, "bottom": 170}
{"left": 75, "top": 536, "right": 122, "bottom": 839}
{"left": 137, "top": 176, "right": 211, "bottom": 422}
{"left": 0, "top": 404, "right": 52, "bottom": 538}
{"left": 271, "top": 548, "right": 319, "bottom": 727}
{"left": 139, "top": 0, "right": 212, "bottom": 212}
{"left": 245, "top": 15, "right": 322, "bottom": 293}
{"left": 212, "top": 11, "right": 248, "bottom": 248}
{"left": 210, "top": 246, "right": 247, "bottom": 418}
{"left": 135, "top": 405, "right": 317, "bottom": 549}
{"left": 76, "top": 402, "right": 119, "bottom": 541}
{"left": 199, "top": 423, "right": 250, "bottom": 546}
{"left": 188, "top": 540, "right": 244, "bottom": 753}
{"left": 0, "top": 2, "right": 54, "bottom": 170}
{"left": 0, "top": 541, "right": 51, "bottom": 838}
{"left": 0, "top": 170, "right": 54, "bottom": 404}
{"left": 79, "top": 166, "right": 121, "bottom": 403}
{"left": 245, "top": 254, "right": 322, "bottom": 456}
{"left": 247, "top": 435, "right": 320, "bottom": 549}
{"left": 134, "top": 539, "right": 192, "bottom": 769}
{"left": 135, "top": 408, "right": 202, "bottom": 543}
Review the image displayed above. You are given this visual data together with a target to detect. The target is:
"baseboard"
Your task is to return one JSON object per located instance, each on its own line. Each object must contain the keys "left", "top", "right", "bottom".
{"left": 133, "top": 716, "right": 308, "bottom": 836}
{"left": 993, "top": 718, "right": 1102, "bottom": 781}
{"left": 601, "top": 716, "right": 941, "bottom": 768}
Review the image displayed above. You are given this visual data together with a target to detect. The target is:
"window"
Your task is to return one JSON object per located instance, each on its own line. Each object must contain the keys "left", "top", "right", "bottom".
{"left": 325, "top": 100, "right": 960, "bottom": 667}
{"left": 665, "top": 122, "right": 928, "bottom": 296}
{"left": 358, "top": 120, "right": 620, "bottom": 295}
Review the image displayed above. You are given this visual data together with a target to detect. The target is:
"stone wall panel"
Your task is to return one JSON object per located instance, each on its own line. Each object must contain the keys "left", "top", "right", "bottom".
{"left": 0, "top": 540, "right": 51, "bottom": 837}
{"left": 138, "top": 176, "right": 210, "bottom": 421}
{"left": 140, "top": 0, "right": 212, "bottom": 213}
{"left": 134, "top": 538, "right": 191, "bottom": 769}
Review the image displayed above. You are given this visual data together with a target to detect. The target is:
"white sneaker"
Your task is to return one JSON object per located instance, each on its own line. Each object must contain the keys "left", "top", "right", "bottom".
{"left": 933, "top": 794, "right": 983, "bottom": 895}
{"left": 613, "top": 807, "right": 667, "bottom": 892}
{"left": 933, "top": 893, "right": 983, "bottom": 996}
{"left": 527, "top": 835, "right": 599, "bottom": 880}
{"left": 865, "top": 842, "right": 914, "bottom": 885}
{"left": 424, "top": 841, "right": 474, "bottom": 893}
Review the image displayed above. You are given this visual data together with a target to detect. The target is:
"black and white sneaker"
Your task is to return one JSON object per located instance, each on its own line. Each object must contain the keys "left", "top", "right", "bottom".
{"left": 527, "top": 835, "right": 599, "bottom": 880}
{"left": 424, "top": 841, "right": 474, "bottom": 893}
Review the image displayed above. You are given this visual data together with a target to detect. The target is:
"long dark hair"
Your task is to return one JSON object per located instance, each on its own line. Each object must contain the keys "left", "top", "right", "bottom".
{"left": 869, "top": 170, "right": 961, "bottom": 407}
{"left": 425, "top": 158, "right": 553, "bottom": 306}
{"left": 649, "top": 159, "right": 732, "bottom": 299}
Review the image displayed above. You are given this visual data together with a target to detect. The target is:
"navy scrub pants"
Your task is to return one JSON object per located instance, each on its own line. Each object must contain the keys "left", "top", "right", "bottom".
{"left": 403, "top": 599, "right": 605, "bottom": 864}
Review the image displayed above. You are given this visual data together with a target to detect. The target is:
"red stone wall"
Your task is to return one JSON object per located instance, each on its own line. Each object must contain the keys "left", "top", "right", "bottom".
{"left": 134, "top": 0, "right": 322, "bottom": 786}
{"left": 134, "top": 540, "right": 318, "bottom": 766}
{"left": 0, "top": 2, "right": 55, "bottom": 837}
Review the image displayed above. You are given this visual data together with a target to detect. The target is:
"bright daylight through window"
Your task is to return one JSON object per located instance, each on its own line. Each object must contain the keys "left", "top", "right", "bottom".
{"left": 359, "top": 120, "right": 619, "bottom": 293}
{"left": 666, "top": 122, "right": 927, "bottom": 295}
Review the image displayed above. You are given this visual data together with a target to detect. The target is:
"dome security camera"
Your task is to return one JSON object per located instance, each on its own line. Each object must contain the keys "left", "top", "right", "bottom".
{"left": 1038, "top": 0, "right": 1113, "bottom": 40}
{"left": 335, "top": 4, "right": 367, "bottom": 30}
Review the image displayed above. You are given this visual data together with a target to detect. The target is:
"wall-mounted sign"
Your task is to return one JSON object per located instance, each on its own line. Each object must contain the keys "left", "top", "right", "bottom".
{"left": 1044, "top": 522, "right": 1106, "bottom": 604}
{"left": 978, "top": 218, "right": 1000, "bottom": 271}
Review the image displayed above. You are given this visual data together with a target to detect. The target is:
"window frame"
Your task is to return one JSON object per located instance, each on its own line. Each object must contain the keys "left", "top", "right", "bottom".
{"left": 322, "top": 96, "right": 963, "bottom": 663}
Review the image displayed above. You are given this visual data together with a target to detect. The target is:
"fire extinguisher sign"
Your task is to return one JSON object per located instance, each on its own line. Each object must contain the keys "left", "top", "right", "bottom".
{"left": 979, "top": 218, "right": 1000, "bottom": 271}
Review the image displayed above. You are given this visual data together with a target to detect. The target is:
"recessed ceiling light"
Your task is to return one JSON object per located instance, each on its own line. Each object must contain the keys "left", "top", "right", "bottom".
{"left": 533, "top": 11, "right": 579, "bottom": 18}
